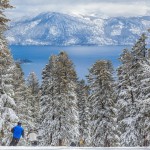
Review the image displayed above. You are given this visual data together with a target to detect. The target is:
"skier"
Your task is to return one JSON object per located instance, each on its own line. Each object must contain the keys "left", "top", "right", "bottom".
{"left": 9, "top": 121, "right": 24, "bottom": 146}
{"left": 27, "top": 129, "right": 38, "bottom": 146}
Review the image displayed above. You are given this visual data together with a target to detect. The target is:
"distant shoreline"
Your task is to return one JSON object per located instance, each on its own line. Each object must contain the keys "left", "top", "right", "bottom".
{"left": 9, "top": 44, "right": 133, "bottom": 47}
{"left": 15, "top": 59, "right": 32, "bottom": 64}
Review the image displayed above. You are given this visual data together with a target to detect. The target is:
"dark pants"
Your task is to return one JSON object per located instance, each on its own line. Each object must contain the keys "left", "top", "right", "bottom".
{"left": 31, "top": 141, "right": 38, "bottom": 146}
{"left": 9, "top": 137, "right": 20, "bottom": 146}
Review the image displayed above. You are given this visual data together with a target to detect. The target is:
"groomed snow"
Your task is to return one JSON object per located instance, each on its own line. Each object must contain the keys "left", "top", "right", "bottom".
{"left": 0, "top": 147, "right": 149, "bottom": 150}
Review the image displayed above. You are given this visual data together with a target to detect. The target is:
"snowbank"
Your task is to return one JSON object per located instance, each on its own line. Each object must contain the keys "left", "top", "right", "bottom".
{"left": 0, "top": 147, "right": 149, "bottom": 150}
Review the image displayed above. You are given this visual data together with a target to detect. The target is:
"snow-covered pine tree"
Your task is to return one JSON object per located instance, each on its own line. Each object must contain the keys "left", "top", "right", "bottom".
{"left": 26, "top": 72, "right": 40, "bottom": 126}
{"left": 131, "top": 33, "right": 150, "bottom": 146}
{"left": 0, "top": 0, "right": 18, "bottom": 145}
{"left": 0, "top": 0, "right": 12, "bottom": 50}
{"left": 0, "top": 61, "right": 19, "bottom": 145}
{"left": 39, "top": 55, "right": 58, "bottom": 146}
{"left": 12, "top": 63, "right": 34, "bottom": 145}
{"left": 76, "top": 80, "right": 90, "bottom": 146}
{"left": 53, "top": 52, "right": 79, "bottom": 146}
{"left": 27, "top": 72, "right": 39, "bottom": 95}
{"left": 117, "top": 49, "right": 139, "bottom": 146}
{"left": 87, "top": 60, "right": 119, "bottom": 147}
{"left": 39, "top": 52, "right": 79, "bottom": 146}
{"left": 117, "top": 33, "right": 150, "bottom": 146}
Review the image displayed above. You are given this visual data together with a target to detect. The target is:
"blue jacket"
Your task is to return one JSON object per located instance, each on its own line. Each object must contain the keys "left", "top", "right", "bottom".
{"left": 11, "top": 125, "right": 24, "bottom": 139}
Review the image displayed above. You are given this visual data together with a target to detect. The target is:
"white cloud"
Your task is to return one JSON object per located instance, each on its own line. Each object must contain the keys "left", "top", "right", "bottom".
{"left": 5, "top": 0, "right": 150, "bottom": 19}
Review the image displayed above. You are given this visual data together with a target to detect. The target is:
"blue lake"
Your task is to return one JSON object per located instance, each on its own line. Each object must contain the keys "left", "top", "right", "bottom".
{"left": 9, "top": 45, "right": 131, "bottom": 81}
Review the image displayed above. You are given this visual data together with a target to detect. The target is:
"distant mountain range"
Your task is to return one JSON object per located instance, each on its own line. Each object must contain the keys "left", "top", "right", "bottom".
{"left": 5, "top": 12, "right": 150, "bottom": 46}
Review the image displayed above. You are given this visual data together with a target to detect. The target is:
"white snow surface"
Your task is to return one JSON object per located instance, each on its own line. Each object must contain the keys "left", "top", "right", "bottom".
{"left": 0, "top": 147, "right": 149, "bottom": 150}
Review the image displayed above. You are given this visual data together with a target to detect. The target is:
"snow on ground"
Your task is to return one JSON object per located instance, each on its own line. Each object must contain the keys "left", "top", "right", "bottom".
{"left": 0, "top": 147, "right": 149, "bottom": 150}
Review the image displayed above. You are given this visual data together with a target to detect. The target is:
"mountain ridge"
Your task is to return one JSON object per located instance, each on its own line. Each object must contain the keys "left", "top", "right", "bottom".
{"left": 6, "top": 12, "right": 150, "bottom": 46}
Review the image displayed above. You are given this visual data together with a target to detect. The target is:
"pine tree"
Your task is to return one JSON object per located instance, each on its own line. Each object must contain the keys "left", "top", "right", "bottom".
{"left": 39, "top": 52, "right": 79, "bottom": 146}
{"left": 0, "top": 0, "right": 18, "bottom": 145}
{"left": 26, "top": 72, "right": 40, "bottom": 127}
{"left": 117, "top": 33, "right": 150, "bottom": 146}
{"left": 12, "top": 63, "right": 34, "bottom": 145}
{"left": 76, "top": 80, "right": 90, "bottom": 146}
{"left": 117, "top": 49, "right": 139, "bottom": 146}
{"left": 87, "top": 60, "right": 119, "bottom": 147}
{"left": 131, "top": 34, "right": 150, "bottom": 146}
{"left": 54, "top": 52, "right": 79, "bottom": 146}
{"left": 39, "top": 55, "right": 58, "bottom": 146}
{"left": 27, "top": 72, "right": 39, "bottom": 95}
{"left": 0, "top": 0, "right": 12, "bottom": 50}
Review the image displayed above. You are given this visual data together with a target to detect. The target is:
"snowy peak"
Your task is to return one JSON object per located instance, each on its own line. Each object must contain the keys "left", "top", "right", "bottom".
{"left": 6, "top": 12, "right": 150, "bottom": 46}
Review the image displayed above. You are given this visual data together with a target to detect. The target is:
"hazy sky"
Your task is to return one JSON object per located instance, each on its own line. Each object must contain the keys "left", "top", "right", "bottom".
{"left": 6, "top": 0, "right": 150, "bottom": 19}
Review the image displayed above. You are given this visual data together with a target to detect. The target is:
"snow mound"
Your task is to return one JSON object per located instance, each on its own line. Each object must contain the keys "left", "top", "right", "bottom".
{"left": 0, "top": 146, "right": 149, "bottom": 150}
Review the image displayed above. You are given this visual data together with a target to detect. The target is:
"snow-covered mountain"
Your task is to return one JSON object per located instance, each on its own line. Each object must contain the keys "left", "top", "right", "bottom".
{"left": 6, "top": 12, "right": 150, "bottom": 46}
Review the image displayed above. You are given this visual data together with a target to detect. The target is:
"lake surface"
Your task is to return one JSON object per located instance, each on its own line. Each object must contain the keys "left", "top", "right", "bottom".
{"left": 9, "top": 45, "right": 131, "bottom": 81}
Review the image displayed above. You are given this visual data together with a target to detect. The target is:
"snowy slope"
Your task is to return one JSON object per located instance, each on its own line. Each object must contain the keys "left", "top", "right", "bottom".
{"left": 0, "top": 147, "right": 149, "bottom": 150}
{"left": 5, "top": 12, "right": 150, "bottom": 46}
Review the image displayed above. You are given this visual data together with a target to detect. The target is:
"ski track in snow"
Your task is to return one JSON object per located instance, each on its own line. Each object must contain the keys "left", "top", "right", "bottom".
{"left": 0, "top": 147, "right": 149, "bottom": 150}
